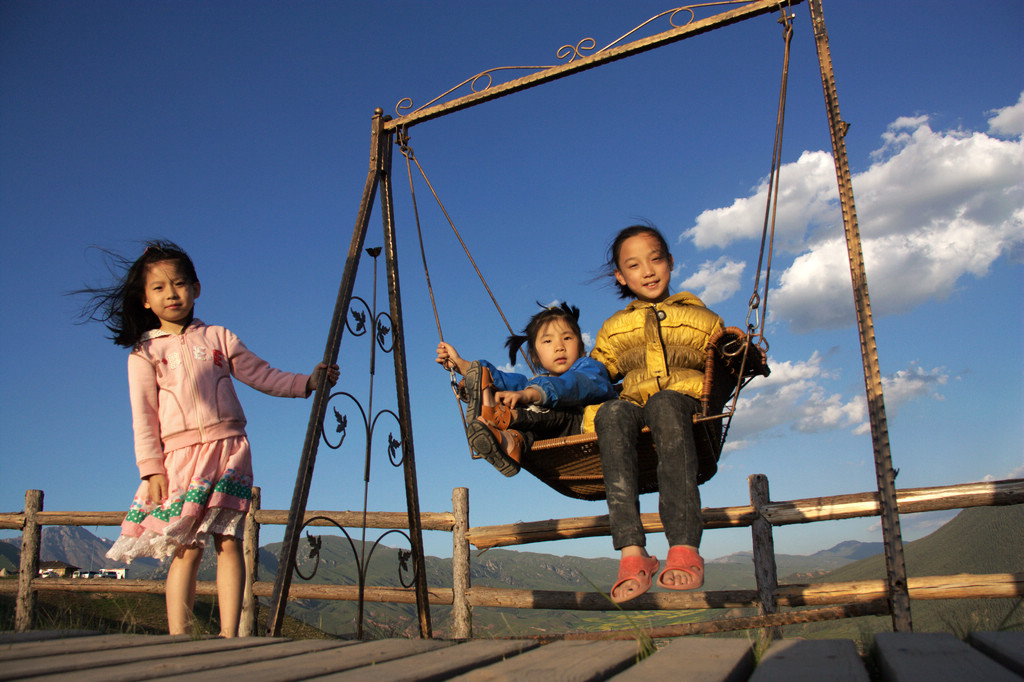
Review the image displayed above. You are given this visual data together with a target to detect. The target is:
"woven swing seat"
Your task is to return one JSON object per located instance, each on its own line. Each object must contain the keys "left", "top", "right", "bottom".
{"left": 520, "top": 327, "right": 768, "bottom": 501}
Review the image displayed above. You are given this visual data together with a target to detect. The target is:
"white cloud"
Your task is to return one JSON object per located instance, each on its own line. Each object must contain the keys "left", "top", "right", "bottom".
{"left": 682, "top": 96, "right": 1024, "bottom": 333}
{"left": 983, "top": 460, "right": 1024, "bottom": 482}
{"left": 676, "top": 257, "right": 745, "bottom": 304}
{"left": 881, "top": 363, "right": 948, "bottom": 411}
{"left": 988, "top": 91, "right": 1024, "bottom": 137}
{"left": 724, "top": 351, "right": 867, "bottom": 449}
{"left": 684, "top": 150, "right": 838, "bottom": 251}
{"left": 723, "top": 354, "right": 948, "bottom": 452}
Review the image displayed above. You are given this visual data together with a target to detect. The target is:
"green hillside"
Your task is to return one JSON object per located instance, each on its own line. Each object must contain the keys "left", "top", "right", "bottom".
{"left": 4, "top": 504, "right": 1017, "bottom": 639}
{"left": 781, "top": 504, "right": 1024, "bottom": 641}
{"left": 0, "top": 542, "right": 19, "bottom": 573}
{"left": 255, "top": 538, "right": 878, "bottom": 638}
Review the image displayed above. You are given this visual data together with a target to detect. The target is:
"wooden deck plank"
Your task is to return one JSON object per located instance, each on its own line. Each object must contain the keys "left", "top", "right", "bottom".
{"left": 969, "top": 631, "right": 1024, "bottom": 677}
{"left": 35, "top": 638, "right": 354, "bottom": 682}
{"left": 610, "top": 637, "right": 755, "bottom": 681}
{"left": 314, "top": 639, "right": 540, "bottom": 681}
{"left": 750, "top": 639, "right": 869, "bottom": 681}
{"left": 0, "top": 636, "right": 279, "bottom": 680}
{"left": 0, "top": 630, "right": 100, "bottom": 644}
{"left": 147, "top": 637, "right": 453, "bottom": 681}
{"left": 0, "top": 633, "right": 192, "bottom": 661}
{"left": 874, "top": 632, "right": 1022, "bottom": 681}
{"left": 450, "top": 639, "right": 641, "bottom": 681}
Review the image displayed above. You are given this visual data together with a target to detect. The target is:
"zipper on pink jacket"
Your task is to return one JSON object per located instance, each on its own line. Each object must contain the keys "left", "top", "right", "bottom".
{"left": 179, "top": 333, "right": 207, "bottom": 442}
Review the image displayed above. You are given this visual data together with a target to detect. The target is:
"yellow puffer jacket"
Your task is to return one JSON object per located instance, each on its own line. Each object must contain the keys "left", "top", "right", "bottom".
{"left": 583, "top": 291, "right": 724, "bottom": 432}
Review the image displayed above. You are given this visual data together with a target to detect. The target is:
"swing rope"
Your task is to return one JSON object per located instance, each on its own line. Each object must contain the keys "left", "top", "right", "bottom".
{"left": 708, "top": 5, "right": 793, "bottom": 448}
{"left": 748, "top": 5, "right": 793, "bottom": 349}
{"left": 397, "top": 128, "right": 537, "bottom": 379}
{"left": 393, "top": 8, "right": 792, "bottom": 496}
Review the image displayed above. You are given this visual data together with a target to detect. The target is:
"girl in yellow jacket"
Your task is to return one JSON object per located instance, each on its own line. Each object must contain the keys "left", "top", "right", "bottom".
{"left": 591, "top": 225, "right": 725, "bottom": 603}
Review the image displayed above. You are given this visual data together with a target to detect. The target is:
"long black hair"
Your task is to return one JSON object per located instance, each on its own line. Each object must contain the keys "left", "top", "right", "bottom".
{"left": 74, "top": 240, "right": 199, "bottom": 348}
{"left": 603, "top": 224, "right": 673, "bottom": 299}
{"left": 504, "top": 301, "right": 584, "bottom": 370}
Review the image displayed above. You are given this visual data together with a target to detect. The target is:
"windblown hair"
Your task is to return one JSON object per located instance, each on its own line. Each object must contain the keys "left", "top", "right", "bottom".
{"left": 604, "top": 223, "right": 673, "bottom": 299}
{"left": 74, "top": 240, "right": 199, "bottom": 348}
{"left": 504, "top": 301, "right": 584, "bottom": 370}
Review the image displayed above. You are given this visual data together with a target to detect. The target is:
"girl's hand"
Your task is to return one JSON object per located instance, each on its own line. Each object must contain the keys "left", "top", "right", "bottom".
{"left": 496, "top": 387, "right": 542, "bottom": 409}
{"left": 307, "top": 362, "right": 340, "bottom": 393}
{"left": 145, "top": 474, "right": 168, "bottom": 505}
{"left": 436, "top": 342, "right": 468, "bottom": 375}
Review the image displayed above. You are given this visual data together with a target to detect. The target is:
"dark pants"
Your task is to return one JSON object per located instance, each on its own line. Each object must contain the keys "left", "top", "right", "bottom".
{"left": 512, "top": 407, "right": 583, "bottom": 451}
{"left": 594, "top": 391, "right": 702, "bottom": 550}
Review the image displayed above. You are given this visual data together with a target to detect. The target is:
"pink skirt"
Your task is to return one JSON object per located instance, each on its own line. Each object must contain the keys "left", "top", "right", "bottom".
{"left": 106, "top": 436, "right": 253, "bottom": 563}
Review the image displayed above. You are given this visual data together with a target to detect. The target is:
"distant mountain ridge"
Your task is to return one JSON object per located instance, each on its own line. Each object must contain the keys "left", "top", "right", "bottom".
{"left": 0, "top": 526, "right": 160, "bottom": 574}
{"left": 4, "top": 505, "right": 1019, "bottom": 638}
{"left": 2, "top": 528, "right": 878, "bottom": 582}
{"left": 2, "top": 525, "right": 886, "bottom": 637}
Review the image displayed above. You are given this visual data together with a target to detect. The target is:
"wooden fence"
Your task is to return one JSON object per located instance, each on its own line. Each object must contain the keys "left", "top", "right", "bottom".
{"left": 2, "top": 476, "right": 1022, "bottom": 641}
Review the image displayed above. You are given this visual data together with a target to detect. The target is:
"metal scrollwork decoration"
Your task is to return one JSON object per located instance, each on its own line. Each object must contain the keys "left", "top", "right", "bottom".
{"left": 294, "top": 518, "right": 418, "bottom": 591}
{"left": 299, "top": 247, "right": 415, "bottom": 639}
{"left": 395, "top": 2, "right": 748, "bottom": 118}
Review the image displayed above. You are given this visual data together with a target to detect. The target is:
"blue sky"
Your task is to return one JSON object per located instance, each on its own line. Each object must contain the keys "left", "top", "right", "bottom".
{"left": 2, "top": 1, "right": 1021, "bottom": 565}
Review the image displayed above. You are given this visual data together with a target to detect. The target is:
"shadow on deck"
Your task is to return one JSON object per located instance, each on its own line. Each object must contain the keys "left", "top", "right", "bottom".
{"left": 1, "top": 629, "right": 1022, "bottom": 681}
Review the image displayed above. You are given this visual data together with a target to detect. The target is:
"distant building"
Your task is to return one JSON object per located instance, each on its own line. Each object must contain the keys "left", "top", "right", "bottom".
{"left": 71, "top": 567, "right": 127, "bottom": 579}
{"left": 38, "top": 560, "right": 78, "bottom": 578}
{"left": 72, "top": 569, "right": 102, "bottom": 578}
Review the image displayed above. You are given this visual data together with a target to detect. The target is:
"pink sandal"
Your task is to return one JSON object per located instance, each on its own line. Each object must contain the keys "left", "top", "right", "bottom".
{"left": 610, "top": 555, "right": 660, "bottom": 604}
{"left": 657, "top": 545, "right": 704, "bottom": 591}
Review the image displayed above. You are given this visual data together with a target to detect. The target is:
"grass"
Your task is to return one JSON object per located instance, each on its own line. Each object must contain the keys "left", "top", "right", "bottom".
{"left": 0, "top": 587, "right": 339, "bottom": 640}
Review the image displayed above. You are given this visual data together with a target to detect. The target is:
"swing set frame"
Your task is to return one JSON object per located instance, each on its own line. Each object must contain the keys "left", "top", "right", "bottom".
{"left": 266, "top": 0, "right": 913, "bottom": 639}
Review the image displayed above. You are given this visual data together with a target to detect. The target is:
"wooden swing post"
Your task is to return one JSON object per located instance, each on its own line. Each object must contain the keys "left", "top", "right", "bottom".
{"left": 808, "top": 0, "right": 912, "bottom": 632}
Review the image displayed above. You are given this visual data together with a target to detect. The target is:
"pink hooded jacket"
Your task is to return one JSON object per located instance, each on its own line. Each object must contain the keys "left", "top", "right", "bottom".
{"left": 128, "top": 320, "right": 310, "bottom": 479}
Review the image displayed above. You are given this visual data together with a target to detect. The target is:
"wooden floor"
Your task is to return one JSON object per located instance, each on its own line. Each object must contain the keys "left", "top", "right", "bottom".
{"left": 1, "top": 630, "right": 1022, "bottom": 681}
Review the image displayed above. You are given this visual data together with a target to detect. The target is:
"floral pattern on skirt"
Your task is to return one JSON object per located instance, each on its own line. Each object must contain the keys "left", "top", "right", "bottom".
{"left": 106, "top": 435, "right": 253, "bottom": 563}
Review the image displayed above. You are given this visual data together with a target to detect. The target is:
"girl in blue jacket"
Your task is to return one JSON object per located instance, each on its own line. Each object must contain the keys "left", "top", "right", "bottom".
{"left": 437, "top": 302, "right": 616, "bottom": 477}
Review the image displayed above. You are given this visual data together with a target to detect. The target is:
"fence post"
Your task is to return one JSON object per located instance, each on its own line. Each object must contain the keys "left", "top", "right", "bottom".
{"left": 240, "top": 486, "right": 261, "bottom": 637}
{"left": 749, "top": 474, "right": 781, "bottom": 646}
{"left": 452, "top": 487, "right": 471, "bottom": 639}
{"left": 16, "top": 490, "right": 43, "bottom": 632}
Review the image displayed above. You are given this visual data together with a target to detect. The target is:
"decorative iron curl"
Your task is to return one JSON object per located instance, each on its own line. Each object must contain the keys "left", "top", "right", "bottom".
{"left": 396, "top": 64, "right": 554, "bottom": 118}
{"left": 293, "top": 516, "right": 418, "bottom": 589}
{"left": 370, "top": 409, "right": 404, "bottom": 467}
{"left": 395, "top": 2, "right": 746, "bottom": 118}
{"left": 555, "top": 37, "right": 596, "bottom": 62}
{"left": 345, "top": 296, "right": 394, "bottom": 353}
{"left": 346, "top": 296, "right": 372, "bottom": 337}
{"left": 320, "top": 392, "right": 403, "bottom": 462}
{"left": 321, "top": 391, "right": 366, "bottom": 450}
{"left": 375, "top": 313, "right": 394, "bottom": 353}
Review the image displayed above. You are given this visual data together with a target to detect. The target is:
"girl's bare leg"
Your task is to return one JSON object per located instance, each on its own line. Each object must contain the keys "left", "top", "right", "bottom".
{"left": 166, "top": 544, "right": 203, "bottom": 635}
{"left": 214, "top": 534, "right": 245, "bottom": 638}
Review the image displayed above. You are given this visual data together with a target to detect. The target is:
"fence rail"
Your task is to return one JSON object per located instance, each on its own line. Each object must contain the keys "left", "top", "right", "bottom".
{"left": 3, "top": 476, "right": 1022, "bottom": 639}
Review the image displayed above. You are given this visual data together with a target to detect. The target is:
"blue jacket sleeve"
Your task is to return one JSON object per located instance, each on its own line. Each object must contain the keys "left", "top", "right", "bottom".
{"left": 479, "top": 360, "right": 529, "bottom": 392}
{"left": 527, "top": 357, "right": 617, "bottom": 408}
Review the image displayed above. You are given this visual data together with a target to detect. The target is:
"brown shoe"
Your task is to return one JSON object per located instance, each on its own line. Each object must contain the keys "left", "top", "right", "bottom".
{"left": 466, "top": 418, "right": 523, "bottom": 477}
{"left": 462, "top": 361, "right": 494, "bottom": 424}
{"left": 480, "top": 402, "right": 514, "bottom": 430}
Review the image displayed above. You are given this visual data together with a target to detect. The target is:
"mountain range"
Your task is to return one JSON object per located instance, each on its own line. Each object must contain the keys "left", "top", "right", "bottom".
{"left": 2, "top": 504, "right": 1019, "bottom": 638}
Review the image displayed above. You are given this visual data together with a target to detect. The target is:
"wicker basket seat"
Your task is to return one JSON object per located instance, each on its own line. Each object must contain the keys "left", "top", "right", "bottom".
{"left": 519, "top": 327, "right": 768, "bottom": 500}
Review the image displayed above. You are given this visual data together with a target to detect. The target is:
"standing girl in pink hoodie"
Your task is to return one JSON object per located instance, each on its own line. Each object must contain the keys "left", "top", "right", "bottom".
{"left": 80, "top": 241, "right": 337, "bottom": 637}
